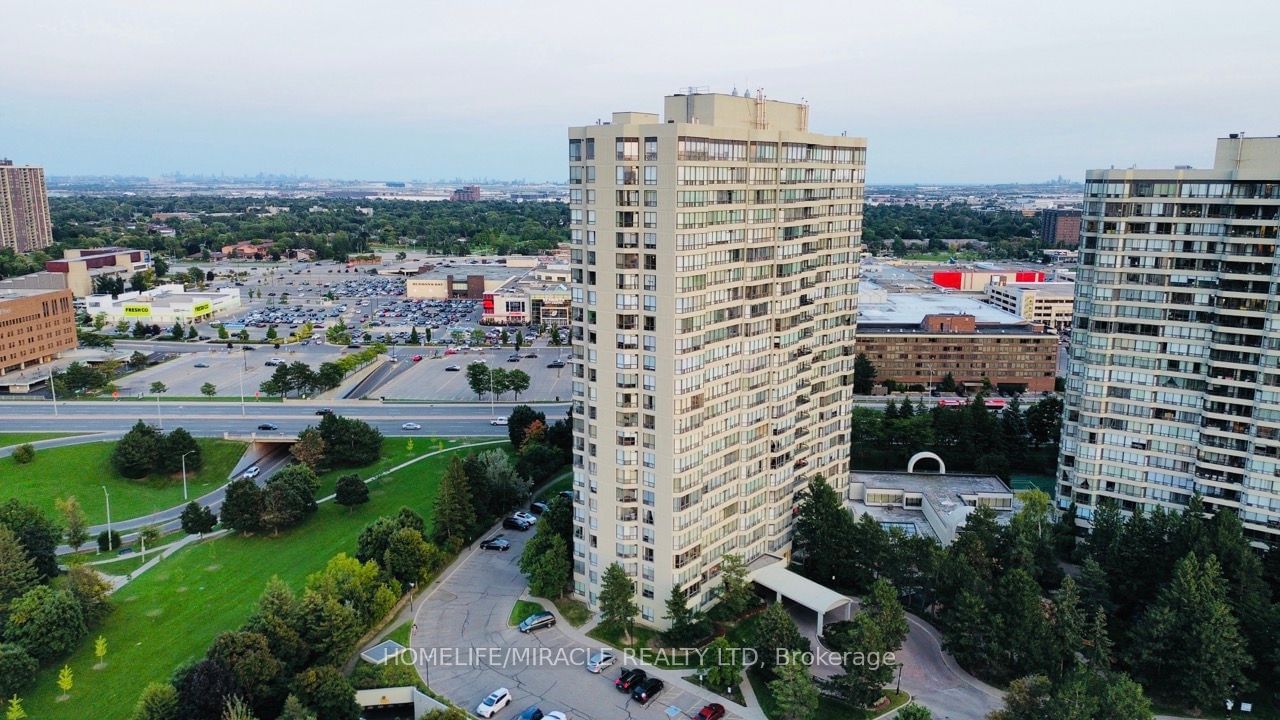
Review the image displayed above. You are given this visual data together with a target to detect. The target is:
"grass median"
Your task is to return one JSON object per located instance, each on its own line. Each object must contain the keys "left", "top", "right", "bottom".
{"left": 22, "top": 439, "right": 505, "bottom": 720}
{"left": 0, "top": 432, "right": 87, "bottom": 448}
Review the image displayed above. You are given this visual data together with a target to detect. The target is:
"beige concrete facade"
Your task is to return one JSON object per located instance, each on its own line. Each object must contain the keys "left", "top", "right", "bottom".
{"left": 983, "top": 281, "right": 1074, "bottom": 330}
{"left": 1060, "top": 136, "right": 1280, "bottom": 543}
{"left": 568, "top": 93, "right": 864, "bottom": 626}
{"left": 0, "top": 288, "right": 77, "bottom": 375}
{"left": 0, "top": 161, "right": 53, "bottom": 253}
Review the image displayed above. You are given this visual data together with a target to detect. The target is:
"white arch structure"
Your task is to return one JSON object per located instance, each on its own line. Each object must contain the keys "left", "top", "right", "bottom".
{"left": 907, "top": 450, "right": 946, "bottom": 474}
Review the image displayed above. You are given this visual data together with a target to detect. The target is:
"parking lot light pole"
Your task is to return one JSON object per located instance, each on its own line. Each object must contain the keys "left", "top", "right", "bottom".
{"left": 101, "top": 485, "right": 113, "bottom": 551}
{"left": 181, "top": 450, "right": 196, "bottom": 501}
{"left": 479, "top": 358, "right": 495, "bottom": 418}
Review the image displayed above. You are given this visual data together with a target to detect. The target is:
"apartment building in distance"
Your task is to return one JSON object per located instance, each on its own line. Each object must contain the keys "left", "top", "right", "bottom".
{"left": 983, "top": 280, "right": 1074, "bottom": 330}
{"left": 1040, "top": 208, "right": 1082, "bottom": 247}
{"left": 0, "top": 288, "right": 77, "bottom": 376}
{"left": 567, "top": 92, "right": 864, "bottom": 625}
{"left": 858, "top": 282, "right": 1058, "bottom": 393}
{"left": 1059, "top": 135, "right": 1280, "bottom": 542}
{"left": 0, "top": 159, "right": 54, "bottom": 253}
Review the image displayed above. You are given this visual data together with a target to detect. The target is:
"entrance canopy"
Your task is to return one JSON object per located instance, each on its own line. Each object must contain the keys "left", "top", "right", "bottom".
{"left": 749, "top": 559, "right": 853, "bottom": 633}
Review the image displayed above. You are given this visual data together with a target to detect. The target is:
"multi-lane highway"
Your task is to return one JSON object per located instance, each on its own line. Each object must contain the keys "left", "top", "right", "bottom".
{"left": 0, "top": 399, "right": 570, "bottom": 437}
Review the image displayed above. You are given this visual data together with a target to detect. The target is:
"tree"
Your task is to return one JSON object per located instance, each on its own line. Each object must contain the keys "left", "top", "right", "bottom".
{"left": 383, "top": 527, "right": 443, "bottom": 588}
{"left": 220, "top": 479, "right": 265, "bottom": 534}
{"left": 717, "top": 553, "right": 753, "bottom": 616}
{"left": 201, "top": 382, "right": 218, "bottom": 398}
{"left": 752, "top": 602, "right": 811, "bottom": 678}
{"left": 175, "top": 659, "right": 241, "bottom": 720}
{"left": 334, "top": 475, "right": 369, "bottom": 512}
{"left": 524, "top": 533, "right": 570, "bottom": 599}
{"left": 265, "top": 326, "right": 278, "bottom": 341}
{"left": 180, "top": 502, "right": 218, "bottom": 536}
{"left": 986, "top": 674, "right": 1052, "bottom": 720}
{"left": 0, "top": 500, "right": 61, "bottom": 580}
{"left": 132, "top": 682, "right": 180, "bottom": 720}
{"left": 112, "top": 420, "right": 162, "bottom": 479}
{"left": 317, "top": 414, "right": 383, "bottom": 467}
{"left": 768, "top": 652, "right": 820, "bottom": 720}
{"left": 853, "top": 353, "right": 877, "bottom": 394}
{"left": 408, "top": 326, "right": 420, "bottom": 344}
{"left": 1026, "top": 396, "right": 1064, "bottom": 447}
{"left": 56, "top": 664, "right": 73, "bottom": 698}
{"left": 220, "top": 696, "right": 257, "bottom": 720}
{"left": 938, "top": 372, "right": 958, "bottom": 393}
{"left": 160, "top": 427, "right": 202, "bottom": 474}
{"left": 4, "top": 586, "right": 86, "bottom": 662}
{"left": 260, "top": 465, "right": 319, "bottom": 535}
{"left": 516, "top": 443, "right": 564, "bottom": 485}
{"left": 94, "top": 635, "right": 108, "bottom": 667}
{"left": 129, "top": 350, "right": 150, "bottom": 370}
{"left": 5, "top": 696, "right": 25, "bottom": 720}
{"left": 514, "top": 330, "right": 524, "bottom": 351}
{"left": 289, "top": 427, "right": 326, "bottom": 470}
{"left": 9, "top": 445, "right": 32, "bottom": 465}
{"left": 598, "top": 562, "right": 638, "bottom": 642}
{"left": 0, "top": 526, "right": 38, "bottom": 620}
{"left": 207, "top": 631, "right": 282, "bottom": 710}
{"left": 701, "top": 636, "right": 744, "bottom": 692}
{"left": 991, "top": 569, "right": 1054, "bottom": 680}
{"left": 466, "top": 362, "right": 492, "bottom": 400}
{"left": 469, "top": 449, "right": 530, "bottom": 518}
{"left": 187, "top": 325, "right": 199, "bottom": 340}
{"left": 286, "top": 362, "right": 317, "bottom": 397}
{"left": 793, "top": 476, "right": 854, "bottom": 586}
{"left": 507, "top": 369, "right": 531, "bottom": 399}
{"left": 218, "top": 325, "right": 230, "bottom": 340}
{"left": 290, "top": 666, "right": 358, "bottom": 720}
{"left": 96, "top": 530, "right": 122, "bottom": 553}
{"left": 506, "top": 405, "right": 547, "bottom": 447}
{"left": 138, "top": 524, "right": 162, "bottom": 556}
{"left": 1128, "top": 552, "right": 1252, "bottom": 713}
{"left": 0, "top": 645, "right": 36, "bottom": 702}
{"left": 432, "top": 456, "right": 476, "bottom": 548}
{"left": 66, "top": 565, "right": 113, "bottom": 627}
{"left": 244, "top": 578, "right": 308, "bottom": 675}
{"left": 92, "top": 312, "right": 108, "bottom": 331}
{"left": 278, "top": 695, "right": 316, "bottom": 720}
{"left": 260, "top": 364, "right": 291, "bottom": 398}
{"left": 827, "top": 580, "right": 907, "bottom": 709}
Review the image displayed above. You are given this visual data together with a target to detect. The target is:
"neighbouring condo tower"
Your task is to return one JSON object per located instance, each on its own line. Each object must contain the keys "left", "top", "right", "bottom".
{"left": 1060, "top": 135, "right": 1280, "bottom": 542}
{"left": 567, "top": 92, "right": 864, "bottom": 626}
{"left": 0, "top": 159, "right": 54, "bottom": 253}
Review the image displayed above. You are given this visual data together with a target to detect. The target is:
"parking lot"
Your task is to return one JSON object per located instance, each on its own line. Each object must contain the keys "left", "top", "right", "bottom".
{"left": 412, "top": 528, "right": 738, "bottom": 720}
{"left": 379, "top": 346, "right": 574, "bottom": 402}
{"left": 115, "top": 344, "right": 348, "bottom": 398}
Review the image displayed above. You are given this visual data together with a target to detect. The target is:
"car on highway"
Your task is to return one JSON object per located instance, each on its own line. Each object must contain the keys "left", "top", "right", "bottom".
{"left": 523, "top": 352, "right": 537, "bottom": 358}
{"left": 502, "top": 516, "right": 531, "bottom": 531}
{"left": 445, "top": 365, "right": 461, "bottom": 372}
{"left": 193, "top": 362, "right": 210, "bottom": 368}
{"left": 490, "top": 417, "right": 508, "bottom": 426}
{"left": 631, "top": 677, "right": 664, "bottom": 704}
{"left": 412, "top": 354, "right": 423, "bottom": 362}
{"left": 401, "top": 422, "right": 422, "bottom": 430}
{"left": 315, "top": 408, "right": 334, "bottom": 416}
{"left": 475, "top": 688, "right": 511, "bottom": 718}
{"left": 479, "top": 535, "right": 510, "bottom": 551}
{"left": 256, "top": 423, "right": 278, "bottom": 431}
{"left": 585, "top": 650, "right": 615, "bottom": 673}
{"left": 615, "top": 667, "right": 646, "bottom": 692}
{"left": 511, "top": 510, "right": 537, "bottom": 525}
{"left": 696, "top": 703, "right": 726, "bottom": 720}
{"left": 507, "top": 354, "right": 521, "bottom": 362}
{"left": 517, "top": 611, "right": 556, "bottom": 633}
{"left": 546, "top": 361, "right": 565, "bottom": 369}
{"left": 242, "top": 466, "right": 261, "bottom": 478}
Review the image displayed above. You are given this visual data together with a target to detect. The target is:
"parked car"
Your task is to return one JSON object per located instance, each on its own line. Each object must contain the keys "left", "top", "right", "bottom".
{"left": 523, "top": 352, "right": 538, "bottom": 358}
{"left": 559, "top": 490, "right": 574, "bottom": 501}
{"left": 193, "top": 362, "right": 210, "bottom": 368}
{"left": 529, "top": 501, "right": 549, "bottom": 515}
{"left": 696, "top": 704, "right": 726, "bottom": 720}
{"left": 479, "top": 536, "right": 510, "bottom": 551}
{"left": 514, "top": 707, "right": 543, "bottom": 720}
{"left": 401, "top": 422, "right": 422, "bottom": 430}
{"left": 511, "top": 511, "right": 537, "bottom": 525}
{"left": 256, "top": 423, "right": 278, "bottom": 431}
{"left": 631, "top": 677, "right": 664, "bottom": 704}
{"left": 503, "top": 516, "right": 531, "bottom": 531}
{"left": 615, "top": 668, "right": 646, "bottom": 692}
{"left": 242, "top": 466, "right": 261, "bottom": 478}
{"left": 544, "top": 713, "right": 567, "bottom": 720}
{"left": 445, "top": 365, "right": 462, "bottom": 372}
{"left": 585, "top": 650, "right": 615, "bottom": 673}
{"left": 490, "top": 417, "right": 509, "bottom": 426}
{"left": 475, "top": 688, "right": 511, "bottom": 718}
{"left": 517, "top": 611, "right": 556, "bottom": 633}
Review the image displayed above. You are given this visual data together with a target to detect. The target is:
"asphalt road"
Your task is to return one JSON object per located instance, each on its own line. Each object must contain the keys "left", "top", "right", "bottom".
{"left": 411, "top": 527, "right": 736, "bottom": 720}
{"left": 0, "top": 399, "right": 569, "bottom": 437}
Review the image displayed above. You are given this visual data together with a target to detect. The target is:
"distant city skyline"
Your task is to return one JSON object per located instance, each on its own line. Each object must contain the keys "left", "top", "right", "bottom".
{"left": 3, "top": 0, "right": 1277, "bottom": 183}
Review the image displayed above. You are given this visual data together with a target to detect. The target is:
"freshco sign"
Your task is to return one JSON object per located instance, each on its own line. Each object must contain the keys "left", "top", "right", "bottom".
{"left": 122, "top": 304, "right": 151, "bottom": 317}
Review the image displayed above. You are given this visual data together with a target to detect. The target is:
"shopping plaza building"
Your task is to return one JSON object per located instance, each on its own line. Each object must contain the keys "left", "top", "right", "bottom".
{"left": 1059, "top": 135, "right": 1280, "bottom": 542}
{"left": 567, "top": 92, "right": 863, "bottom": 624}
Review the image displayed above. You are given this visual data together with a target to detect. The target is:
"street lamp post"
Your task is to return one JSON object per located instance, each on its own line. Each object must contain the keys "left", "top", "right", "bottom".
{"left": 479, "top": 358, "right": 495, "bottom": 419}
{"left": 181, "top": 450, "right": 196, "bottom": 501}
{"left": 408, "top": 581, "right": 417, "bottom": 612}
{"left": 239, "top": 350, "right": 246, "bottom": 416}
{"left": 48, "top": 371, "right": 58, "bottom": 416}
{"left": 101, "top": 485, "right": 113, "bottom": 551}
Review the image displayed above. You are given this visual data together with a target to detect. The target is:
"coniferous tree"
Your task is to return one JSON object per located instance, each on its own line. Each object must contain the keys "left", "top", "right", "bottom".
{"left": 432, "top": 456, "right": 475, "bottom": 549}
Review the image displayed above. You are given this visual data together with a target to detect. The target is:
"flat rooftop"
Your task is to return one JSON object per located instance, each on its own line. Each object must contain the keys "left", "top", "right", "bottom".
{"left": 997, "top": 282, "right": 1075, "bottom": 297}
{"left": 854, "top": 470, "right": 1014, "bottom": 501}
{"left": 858, "top": 282, "right": 1033, "bottom": 326}
{"left": 0, "top": 287, "right": 68, "bottom": 301}
{"left": 410, "top": 264, "right": 529, "bottom": 282}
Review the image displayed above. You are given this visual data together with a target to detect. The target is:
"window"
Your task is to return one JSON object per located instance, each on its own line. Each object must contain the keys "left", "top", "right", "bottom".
{"left": 644, "top": 166, "right": 658, "bottom": 185}
{"left": 617, "top": 166, "right": 639, "bottom": 185}
{"left": 585, "top": 138, "right": 595, "bottom": 160}
{"left": 644, "top": 212, "right": 657, "bottom": 229}
{"left": 644, "top": 190, "right": 657, "bottom": 207}
{"left": 644, "top": 137, "right": 658, "bottom": 161}
{"left": 616, "top": 137, "right": 639, "bottom": 161}
{"left": 569, "top": 166, "right": 583, "bottom": 185}
{"left": 569, "top": 139, "right": 583, "bottom": 161}
{"left": 586, "top": 166, "right": 596, "bottom": 183}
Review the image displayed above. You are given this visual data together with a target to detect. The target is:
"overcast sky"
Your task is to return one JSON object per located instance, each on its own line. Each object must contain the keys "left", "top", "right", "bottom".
{"left": 3, "top": 0, "right": 1278, "bottom": 183}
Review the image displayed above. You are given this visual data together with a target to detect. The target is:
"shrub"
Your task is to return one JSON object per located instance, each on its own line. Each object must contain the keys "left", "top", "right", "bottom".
{"left": 11, "top": 444, "right": 34, "bottom": 464}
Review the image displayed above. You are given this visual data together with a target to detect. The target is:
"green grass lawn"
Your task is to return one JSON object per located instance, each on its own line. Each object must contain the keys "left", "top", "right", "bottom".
{"left": 1, "top": 439, "right": 246, "bottom": 525}
{"left": 748, "top": 669, "right": 909, "bottom": 719}
{"left": 21, "top": 440, "right": 504, "bottom": 720}
{"left": 384, "top": 620, "right": 412, "bottom": 648}
{"left": 533, "top": 469, "right": 572, "bottom": 501}
{"left": 553, "top": 597, "right": 591, "bottom": 627}
{"left": 508, "top": 599, "right": 547, "bottom": 626}
{"left": 313, "top": 436, "right": 487, "bottom": 497}
{"left": 0, "top": 432, "right": 86, "bottom": 448}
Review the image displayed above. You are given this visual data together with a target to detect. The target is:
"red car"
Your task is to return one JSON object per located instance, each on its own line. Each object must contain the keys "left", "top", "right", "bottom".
{"left": 412, "top": 354, "right": 423, "bottom": 362}
{"left": 696, "top": 704, "right": 726, "bottom": 720}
